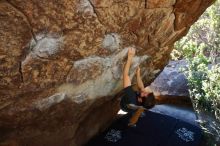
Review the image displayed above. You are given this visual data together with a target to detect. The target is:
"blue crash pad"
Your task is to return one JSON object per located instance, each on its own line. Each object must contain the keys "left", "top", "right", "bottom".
{"left": 86, "top": 111, "right": 202, "bottom": 146}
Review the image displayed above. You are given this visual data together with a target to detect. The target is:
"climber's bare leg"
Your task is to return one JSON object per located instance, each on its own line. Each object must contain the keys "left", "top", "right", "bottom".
{"left": 128, "top": 108, "right": 145, "bottom": 126}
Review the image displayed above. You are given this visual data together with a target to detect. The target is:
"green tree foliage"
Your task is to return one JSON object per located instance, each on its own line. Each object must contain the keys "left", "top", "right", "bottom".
{"left": 173, "top": 0, "right": 220, "bottom": 118}
{"left": 172, "top": 1, "right": 220, "bottom": 143}
{"left": 172, "top": 0, "right": 220, "bottom": 63}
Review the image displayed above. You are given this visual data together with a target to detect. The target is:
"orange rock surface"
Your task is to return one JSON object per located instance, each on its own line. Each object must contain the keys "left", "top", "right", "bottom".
{"left": 0, "top": 0, "right": 213, "bottom": 145}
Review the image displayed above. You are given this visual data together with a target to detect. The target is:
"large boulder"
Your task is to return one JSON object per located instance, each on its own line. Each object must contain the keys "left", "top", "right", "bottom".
{"left": 150, "top": 60, "right": 192, "bottom": 106}
{"left": 150, "top": 60, "right": 189, "bottom": 97}
{"left": 0, "top": 0, "right": 213, "bottom": 145}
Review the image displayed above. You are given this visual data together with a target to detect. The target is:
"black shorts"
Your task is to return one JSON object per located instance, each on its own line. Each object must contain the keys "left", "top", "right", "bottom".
{"left": 120, "top": 86, "right": 137, "bottom": 113}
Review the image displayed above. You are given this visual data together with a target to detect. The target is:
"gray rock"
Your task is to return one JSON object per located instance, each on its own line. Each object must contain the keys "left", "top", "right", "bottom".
{"left": 150, "top": 60, "right": 189, "bottom": 97}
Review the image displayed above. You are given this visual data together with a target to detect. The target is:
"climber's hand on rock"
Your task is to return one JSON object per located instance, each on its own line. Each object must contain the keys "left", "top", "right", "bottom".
{"left": 128, "top": 47, "right": 135, "bottom": 59}
{"left": 136, "top": 66, "right": 140, "bottom": 74}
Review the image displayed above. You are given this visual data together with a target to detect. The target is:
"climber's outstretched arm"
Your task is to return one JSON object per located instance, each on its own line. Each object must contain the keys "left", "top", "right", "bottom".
{"left": 123, "top": 48, "right": 135, "bottom": 88}
{"left": 136, "top": 66, "right": 145, "bottom": 91}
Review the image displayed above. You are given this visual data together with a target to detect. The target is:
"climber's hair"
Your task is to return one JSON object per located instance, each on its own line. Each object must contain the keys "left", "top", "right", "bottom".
{"left": 143, "top": 93, "right": 156, "bottom": 109}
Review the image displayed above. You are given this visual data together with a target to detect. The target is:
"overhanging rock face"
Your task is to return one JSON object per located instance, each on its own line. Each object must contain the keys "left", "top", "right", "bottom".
{"left": 0, "top": 0, "right": 213, "bottom": 145}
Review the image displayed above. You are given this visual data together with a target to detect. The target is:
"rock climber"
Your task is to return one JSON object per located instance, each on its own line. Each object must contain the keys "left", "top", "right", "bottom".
{"left": 120, "top": 47, "right": 156, "bottom": 127}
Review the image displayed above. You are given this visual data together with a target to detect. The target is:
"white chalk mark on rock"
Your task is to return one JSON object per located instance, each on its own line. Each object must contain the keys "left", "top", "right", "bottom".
{"left": 77, "top": 0, "right": 95, "bottom": 16}
{"left": 34, "top": 93, "right": 66, "bottom": 111}
{"left": 72, "top": 94, "right": 87, "bottom": 104}
{"left": 59, "top": 47, "right": 150, "bottom": 102}
{"left": 30, "top": 34, "right": 63, "bottom": 58}
{"left": 22, "top": 33, "right": 63, "bottom": 66}
{"left": 102, "top": 33, "right": 121, "bottom": 52}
